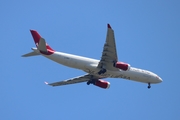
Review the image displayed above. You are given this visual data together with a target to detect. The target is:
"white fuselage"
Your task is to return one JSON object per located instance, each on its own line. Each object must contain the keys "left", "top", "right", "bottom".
{"left": 32, "top": 48, "right": 162, "bottom": 84}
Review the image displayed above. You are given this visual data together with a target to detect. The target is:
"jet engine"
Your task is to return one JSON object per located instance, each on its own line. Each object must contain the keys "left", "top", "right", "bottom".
{"left": 114, "top": 62, "right": 130, "bottom": 71}
{"left": 93, "top": 79, "right": 110, "bottom": 89}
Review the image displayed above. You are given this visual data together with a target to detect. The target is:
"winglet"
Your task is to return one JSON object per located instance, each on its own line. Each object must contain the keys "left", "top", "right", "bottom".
{"left": 107, "top": 24, "right": 112, "bottom": 29}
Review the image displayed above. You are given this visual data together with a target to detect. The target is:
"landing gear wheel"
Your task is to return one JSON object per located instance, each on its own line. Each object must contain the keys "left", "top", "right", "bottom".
{"left": 87, "top": 81, "right": 90, "bottom": 85}
{"left": 147, "top": 83, "right": 151, "bottom": 89}
{"left": 87, "top": 79, "right": 96, "bottom": 85}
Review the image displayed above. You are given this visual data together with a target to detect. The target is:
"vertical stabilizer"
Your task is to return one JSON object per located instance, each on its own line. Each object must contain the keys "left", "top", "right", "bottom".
{"left": 30, "top": 30, "right": 55, "bottom": 55}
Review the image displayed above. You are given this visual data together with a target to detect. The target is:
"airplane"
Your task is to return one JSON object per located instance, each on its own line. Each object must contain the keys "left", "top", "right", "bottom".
{"left": 22, "top": 24, "right": 162, "bottom": 89}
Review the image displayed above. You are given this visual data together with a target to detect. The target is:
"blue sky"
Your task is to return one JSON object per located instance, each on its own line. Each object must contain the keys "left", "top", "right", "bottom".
{"left": 1, "top": 0, "right": 180, "bottom": 119}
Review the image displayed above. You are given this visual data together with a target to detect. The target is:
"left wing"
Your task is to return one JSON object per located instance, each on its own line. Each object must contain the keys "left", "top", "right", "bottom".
{"left": 45, "top": 74, "right": 98, "bottom": 87}
{"left": 97, "top": 24, "right": 119, "bottom": 71}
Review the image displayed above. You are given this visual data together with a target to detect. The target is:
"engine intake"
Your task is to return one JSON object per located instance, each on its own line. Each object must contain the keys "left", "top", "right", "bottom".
{"left": 114, "top": 62, "right": 130, "bottom": 71}
{"left": 93, "top": 79, "right": 110, "bottom": 89}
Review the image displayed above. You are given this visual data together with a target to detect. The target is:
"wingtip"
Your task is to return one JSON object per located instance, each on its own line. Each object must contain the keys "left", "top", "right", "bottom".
{"left": 45, "top": 82, "right": 49, "bottom": 85}
{"left": 107, "top": 24, "right": 112, "bottom": 29}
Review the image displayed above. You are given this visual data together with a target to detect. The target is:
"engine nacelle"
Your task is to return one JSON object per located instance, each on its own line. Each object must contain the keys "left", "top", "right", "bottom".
{"left": 114, "top": 62, "right": 130, "bottom": 71}
{"left": 93, "top": 79, "right": 110, "bottom": 89}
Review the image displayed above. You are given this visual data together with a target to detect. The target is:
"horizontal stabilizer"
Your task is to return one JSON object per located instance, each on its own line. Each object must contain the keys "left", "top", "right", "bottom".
{"left": 38, "top": 38, "right": 48, "bottom": 53}
{"left": 22, "top": 51, "right": 40, "bottom": 57}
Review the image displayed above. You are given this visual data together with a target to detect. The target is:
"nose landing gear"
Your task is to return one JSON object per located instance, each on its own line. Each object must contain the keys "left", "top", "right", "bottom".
{"left": 147, "top": 83, "right": 151, "bottom": 89}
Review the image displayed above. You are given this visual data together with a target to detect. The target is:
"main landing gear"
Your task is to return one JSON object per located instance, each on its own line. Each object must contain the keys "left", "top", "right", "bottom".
{"left": 147, "top": 83, "right": 151, "bottom": 89}
{"left": 87, "top": 81, "right": 91, "bottom": 85}
{"left": 87, "top": 79, "right": 95, "bottom": 85}
{"left": 98, "top": 68, "right": 106, "bottom": 75}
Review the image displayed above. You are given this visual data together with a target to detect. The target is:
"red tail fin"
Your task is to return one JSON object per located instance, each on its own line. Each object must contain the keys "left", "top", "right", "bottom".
{"left": 30, "top": 30, "right": 54, "bottom": 51}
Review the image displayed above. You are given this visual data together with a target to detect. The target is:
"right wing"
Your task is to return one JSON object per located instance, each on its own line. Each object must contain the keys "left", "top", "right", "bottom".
{"left": 45, "top": 74, "right": 99, "bottom": 87}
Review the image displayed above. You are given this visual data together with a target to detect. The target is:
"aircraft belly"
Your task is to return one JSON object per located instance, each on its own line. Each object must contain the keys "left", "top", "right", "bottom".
{"left": 43, "top": 53, "right": 154, "bottom": 84}
{"left": 99, "top": 69, "right": 151, "bottom": 83}
{"left": 120, "top": 69, "right": 151, "bottom": 83}
{"left": 44, "top": 53, "right": 153, "bottom": 84}
{"left": 44, "top": 52, "right": 98, "bottom": 71}
{"left": 43, "top": 53, "right": 64, "bottom": 64}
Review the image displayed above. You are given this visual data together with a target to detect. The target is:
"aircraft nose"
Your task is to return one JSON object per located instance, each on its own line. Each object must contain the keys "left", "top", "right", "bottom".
{"left": 156, "top": 76, "right": 163, "bottom": 83}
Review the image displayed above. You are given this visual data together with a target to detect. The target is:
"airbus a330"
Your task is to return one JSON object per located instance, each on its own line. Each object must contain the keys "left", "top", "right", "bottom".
{"left": 22, "top": 24, "right": 162, "bottom": 89}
